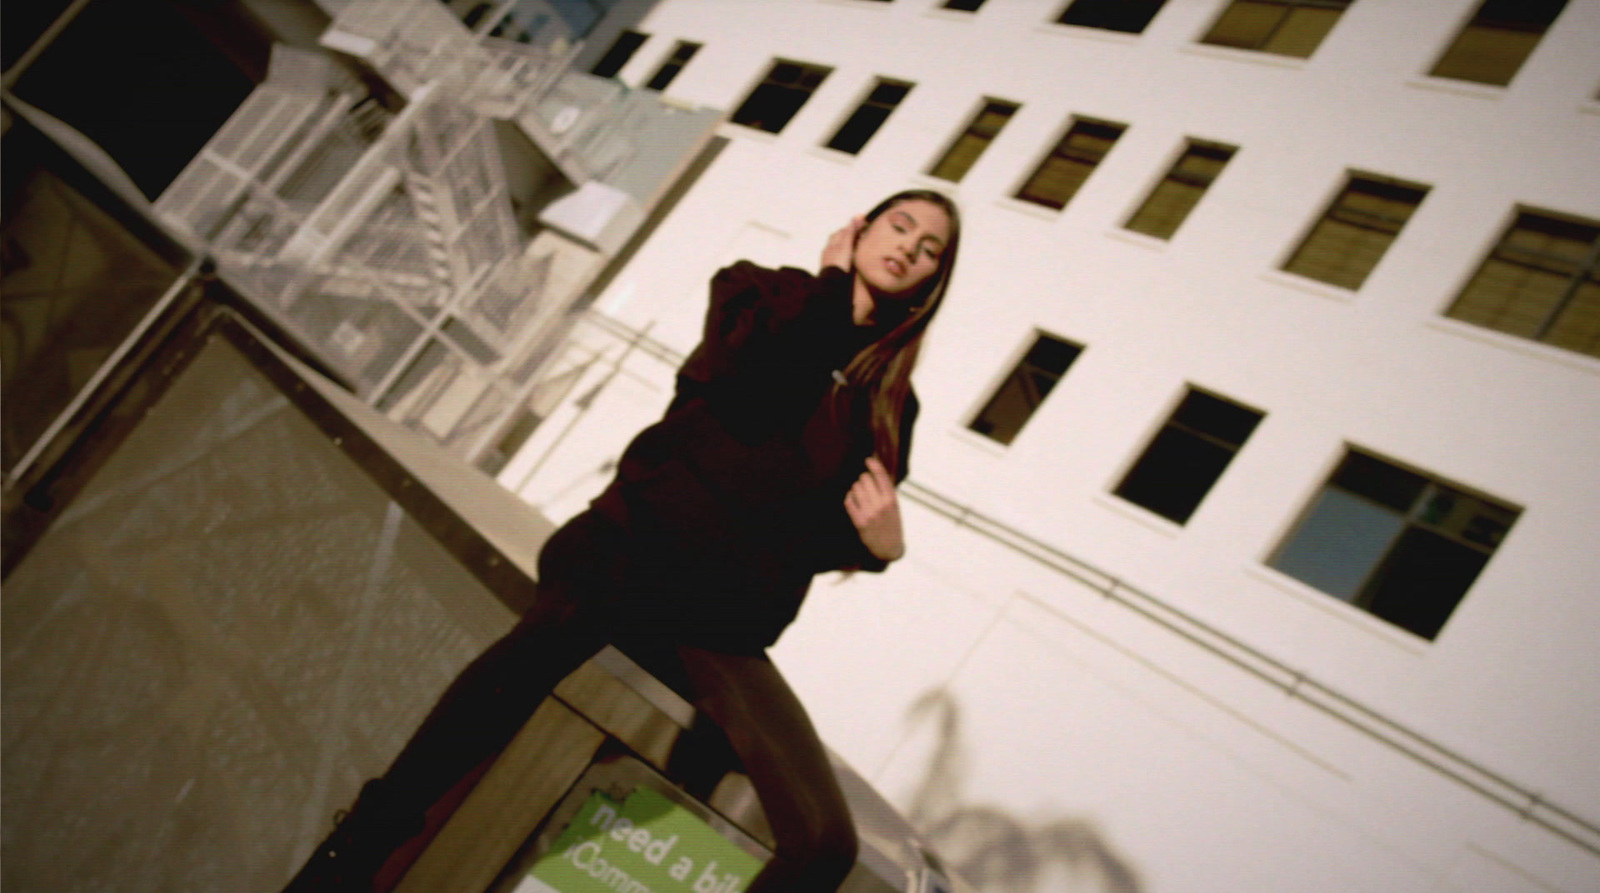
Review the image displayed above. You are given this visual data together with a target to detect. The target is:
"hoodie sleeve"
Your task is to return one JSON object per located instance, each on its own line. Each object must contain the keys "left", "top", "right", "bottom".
{"left": 675, "top": 261, "right": 856, "bottom": 399}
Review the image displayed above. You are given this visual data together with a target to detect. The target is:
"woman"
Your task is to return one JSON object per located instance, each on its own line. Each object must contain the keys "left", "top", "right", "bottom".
{"left": 287, "top": 188, "right": 960, "bottom": 893}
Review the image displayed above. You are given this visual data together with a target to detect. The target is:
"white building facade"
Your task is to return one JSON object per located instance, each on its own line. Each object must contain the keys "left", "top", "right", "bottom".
{"left": 497, "top": 2, "right": 1600, "bottom": 890}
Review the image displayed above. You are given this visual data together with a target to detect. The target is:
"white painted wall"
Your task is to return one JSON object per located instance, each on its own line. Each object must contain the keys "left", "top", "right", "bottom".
{"left": 503, "top": 2, "right": 1600, "bottom": 890}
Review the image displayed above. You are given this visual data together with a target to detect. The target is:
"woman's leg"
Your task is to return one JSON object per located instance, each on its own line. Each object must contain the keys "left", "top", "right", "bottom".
{"left": 284, "top": 514, "right": 618, "bottom": 892}
{"left": 677, "top": 648, "right": 859, "bottom": 893}
{"left": 375, "top": 582, "right": 607, "bottom": 811}
{"left": 379, "top": 509, "right": 631, "bottom": 808}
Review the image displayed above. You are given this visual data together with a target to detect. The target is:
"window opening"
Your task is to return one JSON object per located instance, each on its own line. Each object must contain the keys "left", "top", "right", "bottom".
{"left": 1282, "top": 174, "right": 1429, "bottom": 290}
{"left": 730, "top": 59, "right": 833, "bottom": 134}
{"left": 927, "top": 99, "right": 1019, "bottom": 182}
{"left": 1113, "top": 389, "right": 1263, "bottom": 524}
{"left": 645, "top": 41, "right": 701, "bottom": 91}
{"left": 1199, "top": 0, "right": 1352, "bottom": 58}
{"left": 1124, "top": 140, "right": 1236, "bottom": 240}
{"left": 590, "top": 30, "right": 648, "bottom": 78}
{"left": 1445, "top": 209, "right": 1600, "bottom": 358}
{"left": 969, "top": 334, "right": 1083, "bottom": 445}
{"left": 1429, "top": 0, "right": 1568, "bottom": 86}
{"left": 1269, "top": 449, "right": 1519, "bottom": 640}
{"left": 825, "top": 78, "right": 913, "bottom": 155}
{"left": 1057, "top": 0, "right": 1169, "bottom": 34}
{"left": 1015, "top": 117, "right": 1126, "bottom": 211}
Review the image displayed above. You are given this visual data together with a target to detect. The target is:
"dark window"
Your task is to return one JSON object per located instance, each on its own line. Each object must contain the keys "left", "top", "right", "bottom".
{"left": 461, "top": 2, "right": 496, "bottom": 29}
{"left": 590, "top": 30, "right": 648, "bottom": 78}
{"left": 488, "top": 15, "right": 534, "bottom": 44}
{"left": 1283, "top": 174, "right": 1429, "bottom": 290}
{"left": 1429, "top": 0, "right": 1568, "bottom": 86}
{"left": 825, "top": 78, "right": 913, "bottom": 154}
{"left": 943, "top": 0, "right": 988, "bottom": 10}
{"left": 927, "top": 99, "right": 1019, "bottom": 182}
{"left": 1445, "top": 210, "right": 1600, "bottom": 359}
{"left": 969, "top": 334, "right": 1083, "bottom": 445}
{"left": 1015, "top": 117, "right": 1126, "bottom": 211}
{"left": 1057, "top": 0, "right": 1169, "bottom": 33}
{"left": 1270, "top": 450, "right": 1519, "bottom": 640}
{"left": 645, "top": 41, "right": 700, "bottom": 91}
{"left": 1199, "top": 0, "right": 1351, "bottom": 58}
{"left": 1113, "top": 390, "right": 1263, "bottom": 524}
{"left": 1124, "top": 140, "right": 1236, "bottom": 240}
{"left": 730, "top": 60, "right": 833, "bottom": 134}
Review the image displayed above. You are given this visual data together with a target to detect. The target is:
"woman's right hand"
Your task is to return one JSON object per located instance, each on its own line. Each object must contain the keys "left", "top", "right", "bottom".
{"left": 845, "top": 457, "right": 905, "bottom": 563}
{"left": 821, "top": 216, "right": 865, "bottom": 274}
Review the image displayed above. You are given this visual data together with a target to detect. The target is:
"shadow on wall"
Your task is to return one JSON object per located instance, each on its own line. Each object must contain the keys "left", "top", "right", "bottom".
{"left": 902, "top": 690, "right": 1143, "bottom": 893}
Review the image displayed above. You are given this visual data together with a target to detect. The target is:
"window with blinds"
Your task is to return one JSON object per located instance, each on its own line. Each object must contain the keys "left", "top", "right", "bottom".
{"left": 1124, "top": 140, "right": 1236, "bottom": 240}
{"left": 1199, "top": 0, "right": 1351, "bottom": 58}
{"left": 1282, "top": 174, "right": 1429, "bottom": 291}
{"left": 1429, "top": 0, "right": 1569, "bottom": 86}
{"left": 1014, "top": 117, "right": 1126, "bottom": 211}
{"left": 1445, "top": 210, "right": 1600, "bottom": 359}
{"left": 927, "top": 98, "right": 1019, "bottom": 183}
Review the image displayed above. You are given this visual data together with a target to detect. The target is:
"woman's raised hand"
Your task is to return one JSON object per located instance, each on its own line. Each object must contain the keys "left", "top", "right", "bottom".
{"left": 822, "top": 216, "right": 866, "bottom": 274}
{"left": 845, "top": 456, "right": 905, "bottom": 563}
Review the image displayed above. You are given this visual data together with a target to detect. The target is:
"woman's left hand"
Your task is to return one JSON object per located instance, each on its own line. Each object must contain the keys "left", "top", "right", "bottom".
{"left": 845, "top": 456, "right": 905, "bottom": 562}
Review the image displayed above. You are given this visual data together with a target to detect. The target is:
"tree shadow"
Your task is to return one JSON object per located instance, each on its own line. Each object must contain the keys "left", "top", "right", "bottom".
{"left": 902, "top": 689, "right": 1143, "bottom": 893}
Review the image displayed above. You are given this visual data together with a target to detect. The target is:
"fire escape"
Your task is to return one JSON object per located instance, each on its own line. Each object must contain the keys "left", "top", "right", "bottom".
{"left": 154, "top": 0, "right": 720, "bottom": 467}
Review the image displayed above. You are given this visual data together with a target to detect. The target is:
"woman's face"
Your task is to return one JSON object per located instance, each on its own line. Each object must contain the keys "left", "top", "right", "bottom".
{"left": 852, "top": 199, "right": 952, "bottom": 300}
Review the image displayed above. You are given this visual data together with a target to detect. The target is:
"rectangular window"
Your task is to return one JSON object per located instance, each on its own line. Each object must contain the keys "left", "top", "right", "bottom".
{"left": 1429, "top": 0, "right": 1568, "bottom": 86}
{"left": 1113, "top": 389, "right": 1263, "bottom": 524}
{"left": 1445, "top": 210, "right": 1600, "bottom": 358}
{"left": 943, "top": 0, "right": 987, "bottom": 10}
{"left": 1057, "top": 0, "right": 1169, "bottom": 33}
{"left": 730, "top": 60, "right": 833, "bottom": 134}
{"left": 927, "top": 98, "right": 1019, "bottom": 182}
{"left": 1282, "top": 174, "right": 1429, "bottom": 290}
{"left": 1199, "top": 0, "right": 1351, "bottom": 58}
{"left": 969, "top": 334, "right": 1082, "bottom": 445}
{"left": 1269, "top": 450, "right": 1519, "bottom": 640}
{"left": 1014, "top": 117, "right": 1126, "bottom": 211}
{"left": 825, "top": 78, "right": 913, "bottom": 155}
{"left": 645, "top": 41, "right": 700, "bottom": 92}
{"left": 590, "top": 30, "right": 648, "bottom": 79}
{"left": 1124, "top": 140, "right": 1236, "bottom": 240}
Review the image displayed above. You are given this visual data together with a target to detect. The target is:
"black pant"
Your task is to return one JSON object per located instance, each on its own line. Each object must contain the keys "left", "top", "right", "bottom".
{"left": 376, "top": 511, "right": 859, "bottom": 893}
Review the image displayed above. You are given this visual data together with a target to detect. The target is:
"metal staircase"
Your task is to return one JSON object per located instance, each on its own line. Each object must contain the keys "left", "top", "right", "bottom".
{"left": 154, "top": 0, "right": 719, "bottom": 465}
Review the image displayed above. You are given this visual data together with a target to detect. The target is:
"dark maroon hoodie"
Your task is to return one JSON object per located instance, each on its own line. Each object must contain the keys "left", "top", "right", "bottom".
{"left": 586, "top": 261, "right": 917, "bottom": 652}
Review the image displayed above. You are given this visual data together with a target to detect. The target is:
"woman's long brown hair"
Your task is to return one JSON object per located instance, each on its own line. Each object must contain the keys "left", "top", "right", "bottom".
{"left": 837, "top": 189, "right": 962, "bottom": 479}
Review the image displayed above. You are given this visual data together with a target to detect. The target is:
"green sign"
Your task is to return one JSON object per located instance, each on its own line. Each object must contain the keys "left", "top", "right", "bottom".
{"left": 518, "top": 786, "right": 765, "bottom": 893}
